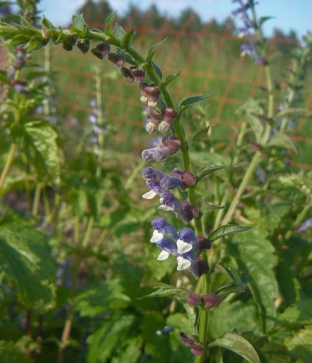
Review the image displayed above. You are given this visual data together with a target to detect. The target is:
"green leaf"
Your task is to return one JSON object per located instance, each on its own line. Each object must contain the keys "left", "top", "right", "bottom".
{"left": 74, "top": 279, "right": 130, "bottom": 317}
{"left": 186, "top": 126, "right": 209, "bottom": 145}
{"left": 104, "top": 12, "right": 117, "bottom": 36}
{"left": 71, "top": 14, "right": 85, "bottom": 32}
{"left": 208, "top": 224, "right": 251, "bottom": 242}
{"left": 200, "top": 202, "right": 224, "bottom": 214}
{"left": 6, "top": 34, "right": 29, "bottom": 45}
{"left": 24, "top": 35, "right": 44, "bottom": 52}
{"left": 121, "top": 28, "right": 135, "bottom": 48}
{"left": 266, "top": 132, "right": 297, "bottom": 153}
{"left": 258, "top": 16, "right": 274, "bottom": 27}
{"left": 19, "top": 15, "right": 37, "bottom": 30}
{"left": 161, "top": 71, "right": 181, "bottom": 88}
{"left": 11, "top": 121, "right": 60, "bottom": 183}
{"left": 0, "top": 215, "right": 56, "bottom": 313}
{"left": 0, "top": 341, "right": 33, "bottom": 363}
{"left": 189, "top": 151, "right": 232, "bottom": 167}
{"left": 87, "top": 312, "right": 138, "bottom": 362}
{"left": 139, "top": 282, "right": 189, "bottom": 301}
{"left": 41, "top": 16, "right": 55, "bottom": 30}
{"left": 278, "top": 299, "right": 312, "bottom": 326}
{"left": 0, "top": 71, "right": 11, "bottom": 85}
{"left": 228, "top": 221, "right": 278, "bottom": 333}
{"left": 208, "top": 301, "right": 260, "bottom": 341}
{"left": 276, "top": 108, "right": 312, "bottom": 119}
{"left": 112, "top": 23, "right": 126, "bottom": 40}
{"left": 151, "top": 60, "right": 162, "bottom": 80}
{"left": 123, "top": 52, "right": 139, "bottom": 66}
{"left": 284, "top": 326, "right": 312, "bottom": 361}
{"left": 179, "top": 93, "right": 213, "bottom": 113}
{"left": 146, "top": 38, "right": 167, "bottom": 63}
{"left": 196, "top": 163, "right": 233, "bottom": 182}
{"left": 214, "top": 262, "right": 245, "bottom": 291}
{"left": 209, "top": 332, "right": 262, "bottom": 363}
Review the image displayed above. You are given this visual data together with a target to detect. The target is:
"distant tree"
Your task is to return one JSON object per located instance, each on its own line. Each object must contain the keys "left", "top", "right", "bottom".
{"left": 119, "top": 4, "right": 143, "bottom": 28}
{"left": 77, "top": 0, "right": 113, "bottom": 28}
{"left": 272, "top": 28, "right": 298, "bottom": 55}
{"left": 170, "top": 7, "right": 202, "bottom": 32}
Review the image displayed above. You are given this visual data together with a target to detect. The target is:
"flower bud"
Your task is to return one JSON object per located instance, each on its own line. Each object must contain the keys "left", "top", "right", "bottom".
{"left": 66, "top": 33, "right": 77, "bottom": 46}
{"left": 190, "top": 342, "right": 205, "bottom": 356}
{"left": 160, "top": 176, "right": 184, "bottom": 191}
{"left": 62, "top": 39, "right": 73, "bottom": 52}
{"left": 182, "top": 171, "right": 197, "bottom": 187}
{"left": 195, "top": 257, "right": 209, "bottom": 278}
{"left": 202, "top": 294, "right": 221, "bottom": 311}
{"left": 187, "top": 291, "right": 202, "bottom": 307}
{"left": 139, "top": 82, "right": 161, "bottom": 107}
{"left": 96, "top": 42, "right": 110, "bottom": 57}
{"left": 141, "top": 167, "right": 165, "bottom": 182}
{"left": 42, "top": 27, "right": 50, "bottom": 39}
{"left": 162, "top": 135, "right": 181, "bottom": 154}
{"left": 140, "top": 90, "right": 148, "bottom": 104}
{"left": 158, "top": 121, "right": 171, "bottom": 134}
{"left": 161, "top": 107, "right": 179, "bottom": 123}
{"left": 77, "top": 39, "right": 90, "bottom": 54}
{"left": 120, "top": 67, "right": 134, "bottom": 83}
{"left": 150, "top": 108, "right": 163, "bottom": 121}
{"left": 197, "top": 236, "right": 211, "bottom": 251}
{"left": 130, "top": 67, "right": 145, "bottom": 82}
{"left": 170, "top": 169, "right": 184, "bottom": 180}
{"left": 180, "top": 200, "right": 199, "bottom": 222}
{"left": 145, "top": 122, "right": 157, "bottom": 134}
{"left": 108, "top": 53, "right": 124, "bottom": 67}
{"left": 142, "top": 148, "right": 155, "bottom": 161}
{"left": 154, "top": 147, "right": 171, "bottom": 161}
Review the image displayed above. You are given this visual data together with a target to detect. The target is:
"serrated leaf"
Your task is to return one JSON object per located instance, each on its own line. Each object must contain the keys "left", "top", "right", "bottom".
{"left": 121, "top": 28, "right": 135, "bottom": 48}
{"left": 200, "top": 202, "right": 224, "bottom": 214}
{"left": 284, "top": 326, "right": 312, "bottom": 361}
{"left": 112, "top": 23, "right": 126, "bottom": 40}
{"left": 179, "top": 92, "right": 213, "bottom": 113}
{"left": 161, "top": 71, "right": 181, "bottom": 88}
{"left": 104, "top": 12, "right": 117, "bottom": 36}
{"left": 196, "top": 163, "right": 233, "bottom": 182}
{"left": 208, "top": 224, "right": 251, "bottom": 242}
{"left": 266, "top": 132, "right": 297, "bottom": 153}
{"left": 227, "top": 221, "right": 278, "bottom": 333}
{"left": 87, "top": 312, "right": 137, "bottom": 362}
{"left": 74, "top": 279, "right": 130, "bottom": 317}
{"left": 276, "top": 108, "right": 312, "bottom": 119}
{"left": 0, "top": 215, "right": 56, "bottom": 313}
{"left": 71, "top": 14, "right": 85, "bottom": 32}
{"left": 146, "top": 38, "right": 167, "bottom": 63}
{"left": 209, "top": 332, "right": 262, "bottom": 363}
{"left": 278, "top": 299, "right": 312, "bottom": 326}
{"left": 258, "top": 16, "right": 274, "bottom": 27}
{"left": 11, "top": 121, "right": 60, "bottom": 183}
{"left": 186, "top": 126, "right": 209, "bottom": 145}
{"left": 214, "top": 262, "right": 245, "bottom": 290}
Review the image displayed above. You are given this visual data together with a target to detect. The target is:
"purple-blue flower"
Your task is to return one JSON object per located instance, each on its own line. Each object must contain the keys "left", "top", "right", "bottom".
{"left": 298, "top": 218, "right": 312, "bottom": 232}
{"left": 158, "top": 192, "right": 188, "bottom": 221}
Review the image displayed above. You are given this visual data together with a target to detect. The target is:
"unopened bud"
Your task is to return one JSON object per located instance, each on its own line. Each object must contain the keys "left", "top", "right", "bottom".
{"left": 187, "top": 291, "right": 202, "bottom": 307}
{"left": 162, "top": 107, "right": 178, "bottom": 123}
{"left": 150, "top": 108, "right": 163, "bottom": 121}
{"left": 62, "top": 39, "right": 73, "bottom": 52}
{"left": 96, "top": 42, "right": 110, "bottom": 57}
{"left": 42, "top": 27, "right": 50, "bottom": 39}
{"left": 182, "top": 171, "right": 197, "bottom": 187}
{"left": 108, "top": 53, "right": 124, "bottom": 67}
{"left": 197, "top": 236, "right": 211, "bottom": 251}
{"left": 120, "top": 67, "right": 134, "bottom": 83}
{"left": 202, "top": 294, "right": 221, "bottom": 311}
{"left": 195, "top": 257, "right": 209, "bottom": 278}
{"left": 77, "top": 39, "right": 90, "bottom": 54}
{"left": 66, "top": 33, "right": 77, "bottom": 46}
{"left": 146, "top": 122, "right": 157, "bottom": 134}
{"left": 130, "top": 67, "right": 145, "bottom": 82}
{"left": 158, "top": 121, "right": 171, "bottom": 134}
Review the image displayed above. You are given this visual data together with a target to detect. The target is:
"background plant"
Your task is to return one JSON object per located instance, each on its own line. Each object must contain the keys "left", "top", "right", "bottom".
{"left": 0, "top": 1, "right": 312, "bottom": 362}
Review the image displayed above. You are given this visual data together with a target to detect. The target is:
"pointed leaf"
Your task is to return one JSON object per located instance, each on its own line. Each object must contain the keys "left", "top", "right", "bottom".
{"left": 139, "top": 283, "right": 189, "bottom": 301}
{"left": 41, "top": 16, "right": 56, "bottom": 30}
{"left": 112, "top": 23, "right": 126, "bottom": 40}
{"left": 179, "top": 93, "right": 213, "bottom": 113}
{"left": 6, "top": 34, "right": 29, "bottom": 45}
{"left": 121, "top": 28, "right": 135, "bottom": 48}
{"left": 196, "top": 163, "right": 233, "bottom": 182}
{"left": 151, "top": 60, "right": 162, "bottom": 80}
{"left": 266, "top": 132, "right": 297, "bottom": 153}
{"left": 200, "top": 202, "right": 224, "bottom": 214}
{"left": 0, "top": 71, "right": 11, "bottom": 85}
{"left": 258, "top": 16, "right": 274, "bottom": 27}
{"left": 0, "top": 215, "right": 56, "bottom": 313}
{"left": 209, "top": 332, "right": 261, "bottom": 363}
{"left": 146, "top": 38, "right": 167, "bottom": 63}
{"left": 104, "top": 12, "right": 117, "bottom": 36}
{"left": 214, "top": 262, "right": 245, "bottom": 291}
{"left": 71, "top": 14, "right": 85, "bottom": 32}
{"left": 186, "top": 126, "right": 210, "bottom": 145}
{"left": 19, "top": 15, "right": 37, "bottom": 30}
{"left": 208, "top": 224, "right": 251, "bottom": 242}
{"left": 276, "top": 108, "right": 312, "bottom": 119}
{"left": 161, "top": 71, "right": 181, "bottom": 88}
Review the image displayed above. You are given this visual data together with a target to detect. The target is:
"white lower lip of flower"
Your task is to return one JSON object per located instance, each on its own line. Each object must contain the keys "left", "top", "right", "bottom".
{"left": 177, "top": 256, "right": 191, "bottom": 270}
{"left": 158, "top": 205, "right": 174, "bottom": 212}
{"left": 177, "top": 239, "right": 192, "bottom": 254}
{"left": 142, "top": 190, "right": 157, "bottom": 199}
{"left": 157, "top": 250, "right": 170, "bottom": 261}
{"left": 150, "top": 230, "right": 163, "bottom": 243}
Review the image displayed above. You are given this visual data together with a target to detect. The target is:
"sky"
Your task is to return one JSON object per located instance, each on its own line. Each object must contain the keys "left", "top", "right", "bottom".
{"left": 36, "top": 0, "right": 312, "bottom": 39}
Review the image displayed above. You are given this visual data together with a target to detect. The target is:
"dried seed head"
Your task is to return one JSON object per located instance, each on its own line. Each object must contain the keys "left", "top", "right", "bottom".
{"left": 77, "top": 39, "right": 90, "bottom": 54}
{"left": 130, "top": 67, "right": 145, "bottom": 82}
{"left": 120, "top": 67, "right": 134, "bottom": 83}
{"left": 108, "top": 53, "right": 124, "bottom": 67}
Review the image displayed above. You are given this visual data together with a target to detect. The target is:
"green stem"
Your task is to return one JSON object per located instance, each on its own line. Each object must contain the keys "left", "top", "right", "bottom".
{"left": 32, "top": 183, "right": 42, "bottom": 217}
{"left": 81, "top": 216, "right": 94, "bottom": 248}
{"left": 95, "top": 67, "right": 105, "bottom": 178}
{"left": 0, "top": 143, "right": 16, "bottom": 192}
{"left": 194, "top": 273, "right": 210, "bottom": 363}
